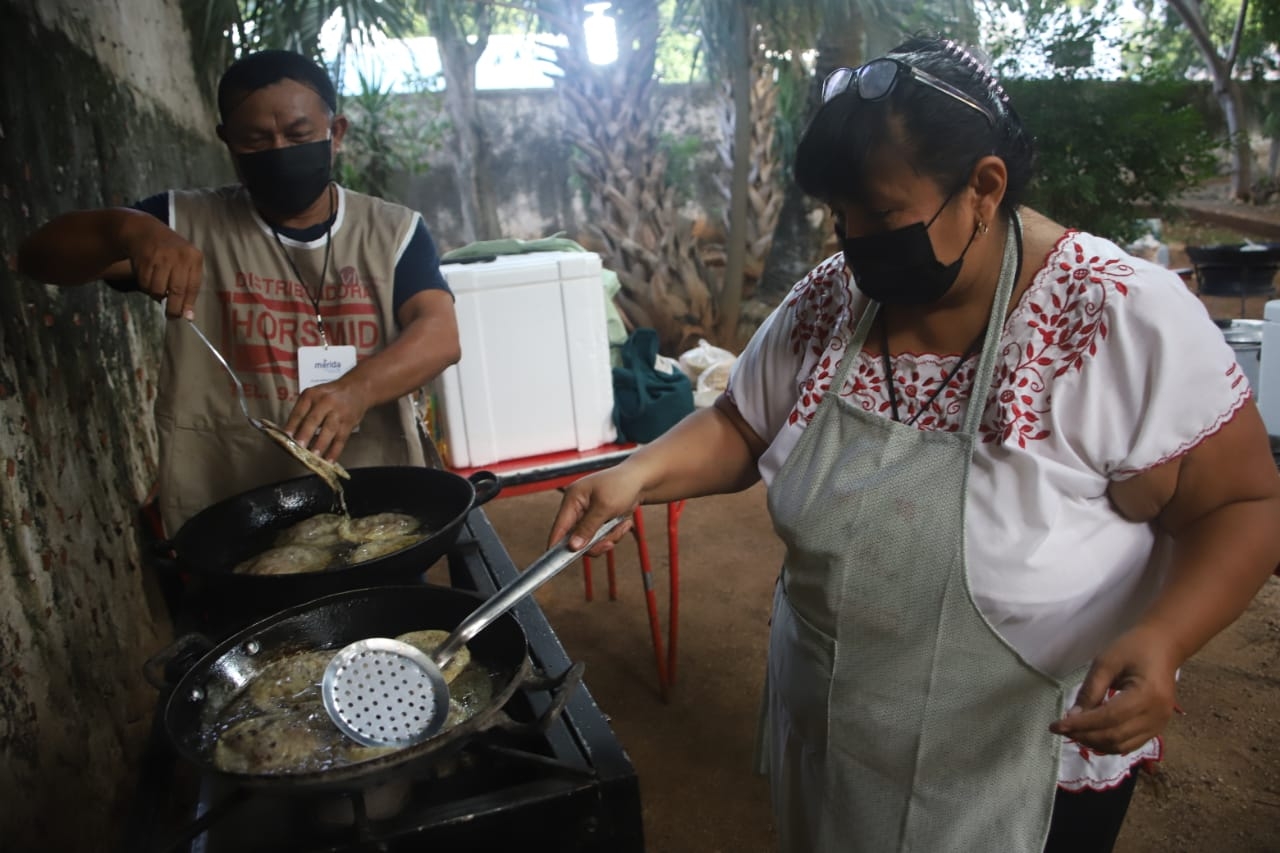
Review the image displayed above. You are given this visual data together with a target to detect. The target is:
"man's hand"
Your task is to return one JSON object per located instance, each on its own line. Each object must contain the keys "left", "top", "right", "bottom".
{"left": 120, "top": 215, "right": 204, "bottom": 319}
{"left": 284, "top": 377, "right": 371, "bottom": 461}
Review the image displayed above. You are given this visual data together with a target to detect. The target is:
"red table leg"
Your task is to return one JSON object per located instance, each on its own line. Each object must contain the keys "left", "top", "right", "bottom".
{"left": 667, "top": 500, "right": 686, "bottom": 687}
{"left": 607, "top": 548, "right": 619, "bottom": 601}
{"left": 630, "top": 507, "right": 670, "bottom": 699}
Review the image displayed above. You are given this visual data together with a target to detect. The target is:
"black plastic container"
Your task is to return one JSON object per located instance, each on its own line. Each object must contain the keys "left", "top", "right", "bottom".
{"left": 1186, "top": 243, "right": 1280, "bottom": 296}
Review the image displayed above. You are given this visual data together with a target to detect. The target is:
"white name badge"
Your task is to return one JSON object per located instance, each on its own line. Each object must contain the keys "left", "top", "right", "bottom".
{"left": 298, "top": 345, "right": 357, "bottom": 392}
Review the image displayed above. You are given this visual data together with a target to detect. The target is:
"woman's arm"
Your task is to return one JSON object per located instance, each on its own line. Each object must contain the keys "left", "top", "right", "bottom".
{"left": 551, "top": 395, "right": 768, "bottom": 552}
{"left": 1052, "top": 403, "right": 1280, "bottom": 752}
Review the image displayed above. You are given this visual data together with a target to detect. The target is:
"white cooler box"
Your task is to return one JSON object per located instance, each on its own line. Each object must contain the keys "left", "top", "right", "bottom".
{"left": 433, "top": 251, "right": 617, "bottom": 468}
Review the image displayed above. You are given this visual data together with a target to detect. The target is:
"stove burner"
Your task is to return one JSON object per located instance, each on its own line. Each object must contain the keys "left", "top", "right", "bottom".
{"left": 122, "top": 511, "right": 644, "bottom": 853}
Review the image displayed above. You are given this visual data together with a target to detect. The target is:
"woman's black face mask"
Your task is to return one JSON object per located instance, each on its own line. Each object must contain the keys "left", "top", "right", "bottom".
{"left": 840, "top": 192, "right": 977, "bottom": 305}
{"left": 235, "top": 138, "right": 332, "bottom": 217}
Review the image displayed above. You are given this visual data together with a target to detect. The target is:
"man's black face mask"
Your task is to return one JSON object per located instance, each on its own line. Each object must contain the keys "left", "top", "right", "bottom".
{"left": 236, "top": 138, "right": 332, "bottom": 217}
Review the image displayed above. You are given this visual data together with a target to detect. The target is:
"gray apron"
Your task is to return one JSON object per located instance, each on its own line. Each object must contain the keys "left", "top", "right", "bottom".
{"left": 761, "top": 215, "right": 1080, "bottom": 852}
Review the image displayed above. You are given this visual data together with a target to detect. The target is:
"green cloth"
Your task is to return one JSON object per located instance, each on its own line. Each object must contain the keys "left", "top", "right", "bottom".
{"left": 443, "top": 234, "right": 628, "bottom": 360}
{"left": 441, "top": 233, "right": 583, "bottom": 260}
{"left": 611, "top": 328, "right": 694, "bottom": 443}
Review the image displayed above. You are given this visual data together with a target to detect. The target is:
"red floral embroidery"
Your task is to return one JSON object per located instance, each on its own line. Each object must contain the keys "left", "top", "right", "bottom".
{"left": 786, "top": 255, "right": 855, "bottom": 361}
{"left": 978, "top": 238, "right": 1133, "bottom": 447}
{"left": 785, "top": 233, "right": 1135, "bottom": 442}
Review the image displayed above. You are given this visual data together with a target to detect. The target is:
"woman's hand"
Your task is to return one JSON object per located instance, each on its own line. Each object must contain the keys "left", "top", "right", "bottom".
{"left": 549, "top": 465, "right": 648, "bottom": 555}
{"left": 1048, "top": 624, "right": 1179, "bottom": 754}
{"left": 545, "top": 399, "right": 767, "bottom": 556}
{"left": 1058, "top": 403, "right": 1280, "bottom": 755}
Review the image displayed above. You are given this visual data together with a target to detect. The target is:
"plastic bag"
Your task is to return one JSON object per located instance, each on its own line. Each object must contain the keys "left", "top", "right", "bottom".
{"left": 677, "top": 338, "right": 737, "bottom": 408}
{"left": 694, "top": 358, "right": 735, "bottom": 409}
{"left": 678, "top": 339, "right": 737, "bottom": 382}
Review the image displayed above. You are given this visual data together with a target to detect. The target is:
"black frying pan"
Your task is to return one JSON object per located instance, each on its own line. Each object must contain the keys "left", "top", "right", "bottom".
{"left": 153, "top": 584, "right": 579, "bottom": 794}
{"left": 155, "top": 466, "right": 500, "bottom": 620}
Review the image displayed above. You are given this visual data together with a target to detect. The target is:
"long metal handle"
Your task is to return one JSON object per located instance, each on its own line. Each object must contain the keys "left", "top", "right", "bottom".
{"left": 432, "top": 516, "right": 625, "bottom": 667}
{"left": 186, "top": 318, "right": 254, "bottom": 422}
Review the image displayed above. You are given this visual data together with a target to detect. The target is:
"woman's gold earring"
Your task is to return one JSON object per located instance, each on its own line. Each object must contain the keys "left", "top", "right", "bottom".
{"left": 977, "top": 220, "right": 989, "bottom": 236}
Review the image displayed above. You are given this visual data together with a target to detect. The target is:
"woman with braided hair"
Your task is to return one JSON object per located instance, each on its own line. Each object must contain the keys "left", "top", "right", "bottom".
{"left": 548, "top": 35, "right": 1280, "bottom": 851}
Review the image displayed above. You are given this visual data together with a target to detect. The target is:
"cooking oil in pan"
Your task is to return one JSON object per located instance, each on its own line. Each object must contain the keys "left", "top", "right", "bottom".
{"left": 203, "top": 644, "right": 496, "bottom": 775}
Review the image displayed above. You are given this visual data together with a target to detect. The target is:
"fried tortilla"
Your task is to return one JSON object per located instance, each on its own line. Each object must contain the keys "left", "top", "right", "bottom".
{"left": 213, "top": 711, "right": 339, "bottom": 774}
{"left": 339, "top": 512, "right": 421, "bottom": 544}
{"left": 245, "top": 650, "right": 332, "bottom": 712}
{"left": 275, "top": 512, "right": 346, "bottom": 548}
{"left": 257, "top": 418, "right": 351, "bottom": 497}
{"left": 234, "top": 544, "right": 333, "bottom": 576}
{"left": 347, "top": 533, "right": 425, "bottom": 565}
{"left": 394, "top": 629, "right": 470, "bottom": 683}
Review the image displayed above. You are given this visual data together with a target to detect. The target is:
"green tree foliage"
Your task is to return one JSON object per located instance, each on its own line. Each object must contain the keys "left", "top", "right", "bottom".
{"left": 1008, "top": 77, "right": 1218, "bottom": 241}
{"left": 1124, "top": 0, "right": 1278, "bottom": 81}
{"left": 335, "top": 69, "right": 449, "bottom": 201}
{"left": 984, "top": 0, "right": 1127, "bottom": 79}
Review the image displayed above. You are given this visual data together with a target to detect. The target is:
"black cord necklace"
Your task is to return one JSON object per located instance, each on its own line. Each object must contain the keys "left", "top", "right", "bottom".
{"left": 271, "top": 184, "right": 336, "bottom": 347}
{"left": 880, "top": 216, "right": 1025, "bottom": 427}
{"left": 880, "top": 319, "right": 984, "bottom": 426}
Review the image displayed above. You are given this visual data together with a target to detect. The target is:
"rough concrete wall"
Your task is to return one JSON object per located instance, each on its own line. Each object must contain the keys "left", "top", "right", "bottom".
{"left": 407, "top": 83, "right": 724, "bottom": 250}
{"left": 0, "top": 1, "right": 229, "bottom": 849}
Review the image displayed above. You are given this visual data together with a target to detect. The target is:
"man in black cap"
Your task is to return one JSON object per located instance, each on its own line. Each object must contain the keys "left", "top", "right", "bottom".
{"left": 18, "top": 50, "right": 461, "bottom": 533}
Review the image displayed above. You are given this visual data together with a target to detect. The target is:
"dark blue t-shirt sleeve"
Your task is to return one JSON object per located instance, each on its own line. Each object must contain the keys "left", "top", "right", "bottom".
{"left": 105, "top": 192, "right": 171, "bottom": 292}
{"left": 392, "top": 218, "right": 452, "bottom": 321}
{"left": 134, "top": 191, "right": 171, "bottom": 226}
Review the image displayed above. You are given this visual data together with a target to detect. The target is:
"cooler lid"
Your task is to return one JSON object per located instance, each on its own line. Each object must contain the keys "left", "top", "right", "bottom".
{"left": 440, "top": 251, "right": 602, "bottom": 293}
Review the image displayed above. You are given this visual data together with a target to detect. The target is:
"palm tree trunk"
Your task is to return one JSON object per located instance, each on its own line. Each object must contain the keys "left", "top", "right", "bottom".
{"left": 716, "top": 3, "right": 752, "bottom": 347}
{"left": 756, "top": 5, "right": 863, "bottom": 305}
{"left": 541, "top": 0, "right": 715, "bottom": 351}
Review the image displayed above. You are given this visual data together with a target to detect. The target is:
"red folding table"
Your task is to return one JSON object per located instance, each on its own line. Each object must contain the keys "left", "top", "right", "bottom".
{"left": 449, "top": 442, "right": 686, "bottom": 700}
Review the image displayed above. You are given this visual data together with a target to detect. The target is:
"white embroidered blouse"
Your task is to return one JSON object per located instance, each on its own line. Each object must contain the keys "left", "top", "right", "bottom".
{"left": 726, "top": 229, "right": 1252, "bottom": 791}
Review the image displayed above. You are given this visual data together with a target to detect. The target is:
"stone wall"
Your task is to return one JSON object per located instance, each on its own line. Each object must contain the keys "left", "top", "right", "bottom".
{"left": 0, "top": 1, "right": 229, "bottom": 848}
{"left": 400, "top": 83, "right": 726, "bottom": 251}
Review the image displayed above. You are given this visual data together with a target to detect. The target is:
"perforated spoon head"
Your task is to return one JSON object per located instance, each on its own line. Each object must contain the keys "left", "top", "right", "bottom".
{"left": 321, "top": 638, "right": 449, "bottom": 748}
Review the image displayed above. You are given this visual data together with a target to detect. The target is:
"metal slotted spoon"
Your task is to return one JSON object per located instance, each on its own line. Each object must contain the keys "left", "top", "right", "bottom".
{"left": 321, "top": 516, "right": 625, "bottom": 748}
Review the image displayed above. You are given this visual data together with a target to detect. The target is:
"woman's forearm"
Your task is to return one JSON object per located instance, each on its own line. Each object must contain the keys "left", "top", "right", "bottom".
{"left": 627, "top": 403, "right": 763, "bottom": 505}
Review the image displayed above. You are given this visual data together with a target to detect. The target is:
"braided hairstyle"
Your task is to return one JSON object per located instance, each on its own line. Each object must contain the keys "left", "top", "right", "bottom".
{"left": 795, "top": 35, "right": 1035, "bottom": 216}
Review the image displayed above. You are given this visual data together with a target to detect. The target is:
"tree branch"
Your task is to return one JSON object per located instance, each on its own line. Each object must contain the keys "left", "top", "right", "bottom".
{"left": 1226, "top": 0, "right": 1250, "bottom": 69}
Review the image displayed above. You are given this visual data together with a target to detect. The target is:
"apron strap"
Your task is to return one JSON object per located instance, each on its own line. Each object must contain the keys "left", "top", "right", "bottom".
{"left": 827, "top": 296, "right": 880, "bottom": 396}
{"left": 963, "top": 210, "right": 1022, "bottom": 435}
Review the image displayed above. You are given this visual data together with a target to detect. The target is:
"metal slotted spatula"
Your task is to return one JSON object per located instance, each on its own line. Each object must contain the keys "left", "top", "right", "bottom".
{"left": 184, "top": 318, "right": 351, "bottom": 494}
{"left": 321, "top": 516, "right": 625, "bottom": 748}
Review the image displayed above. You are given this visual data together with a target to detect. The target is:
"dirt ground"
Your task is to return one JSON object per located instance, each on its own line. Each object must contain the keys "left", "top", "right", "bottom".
{"left": 483, "top": 485, "right": 1280, "bottom": 853}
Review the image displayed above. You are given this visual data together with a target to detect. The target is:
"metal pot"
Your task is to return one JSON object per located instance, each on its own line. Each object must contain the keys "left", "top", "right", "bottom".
{"left": 1219, "top": 318, "right": 1264, "bottom": 390}
{"left": 1187, "top": 244, "right": 1280, "bottom": 296}
{"left": 154, "top": 466, "right": 500, "bottom": 623}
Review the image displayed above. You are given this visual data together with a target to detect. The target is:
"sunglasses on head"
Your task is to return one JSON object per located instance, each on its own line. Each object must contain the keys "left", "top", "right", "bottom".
{"left": 822, "top": 57, "right": 996, "bottom": 126}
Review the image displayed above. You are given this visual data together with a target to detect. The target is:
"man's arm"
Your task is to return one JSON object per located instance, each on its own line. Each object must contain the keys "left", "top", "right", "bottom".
{"left": 284, "top": 288, "right": 460, "bottom": 460}
{"left": 17, "top": 205, "right": 202, "bottom": 319}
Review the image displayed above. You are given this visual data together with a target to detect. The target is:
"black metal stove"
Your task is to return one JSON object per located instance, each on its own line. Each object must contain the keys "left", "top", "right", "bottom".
{"left": 120, "top": 510, "right": 644, "bottom": 853}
